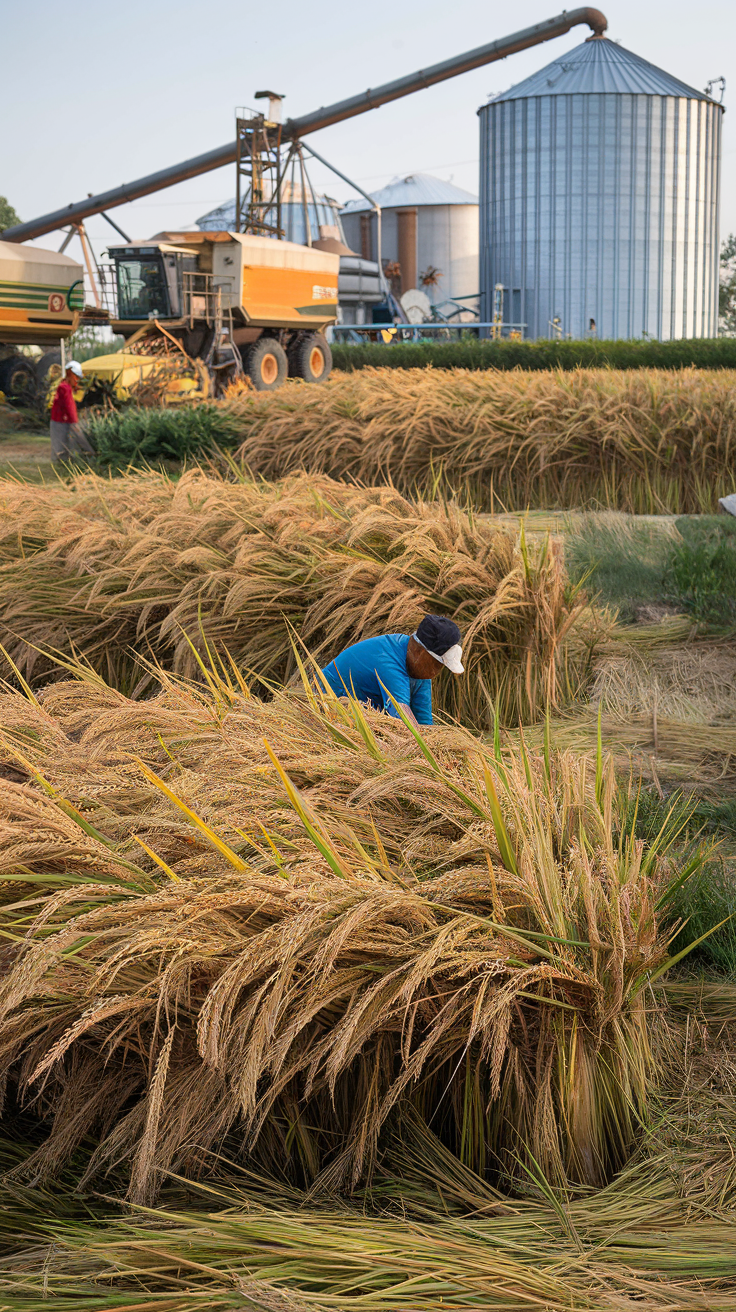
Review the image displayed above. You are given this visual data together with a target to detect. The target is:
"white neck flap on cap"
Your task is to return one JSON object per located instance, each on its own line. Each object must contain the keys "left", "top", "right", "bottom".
{"left": 412, "top": 633, "right": 464, "bottom": 675}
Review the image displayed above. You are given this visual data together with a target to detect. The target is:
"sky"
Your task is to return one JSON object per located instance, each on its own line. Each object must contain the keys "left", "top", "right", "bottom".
{"left": 2, "top": 0, "right": 735, "bottom": 269}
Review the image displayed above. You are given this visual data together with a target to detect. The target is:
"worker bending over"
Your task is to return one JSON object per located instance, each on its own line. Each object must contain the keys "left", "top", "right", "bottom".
{"left": 321, "top": 614, "right": 464, "bottom": 727}
{"left": 49, "top": 361, "right": 95, "bottom": 464}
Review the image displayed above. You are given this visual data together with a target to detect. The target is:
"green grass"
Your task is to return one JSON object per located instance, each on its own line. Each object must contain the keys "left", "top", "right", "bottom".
{"left": 332, "top": 337, "right": 736, "bottom": 373}
{"left": 0, "top": 428, "right": 57, "bottom": 482}
{"left": 564, "top": 515, "right": 674, "bottom": 620}
{"left": 618, "top": 787, "right": 736, "bottom": 977}
{"left": 667, "top": 859, "right": 736, "bottom": 976}
{"left": 565, "top": 512, "right": 736, "bottom": 626}
{"left": 667, "top": 516, "right": 736, "bottom": 626}
{"left": 622, "top": 785, "right": 736, "bottom": 845}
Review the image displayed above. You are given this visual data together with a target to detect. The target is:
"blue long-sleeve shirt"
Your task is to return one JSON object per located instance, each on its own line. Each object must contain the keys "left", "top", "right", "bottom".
{"left": 321, "top": 633, "right": 433, "bottom": 724}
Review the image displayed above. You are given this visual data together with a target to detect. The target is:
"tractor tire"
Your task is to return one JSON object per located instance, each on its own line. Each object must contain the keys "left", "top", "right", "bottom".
{"left": 288, "top": 333, "right": 332, "bottom": 383}
{"left": 0, "top": 353, "right": 37, "bottom": 401}
{"left": 36, "top": 349, "right": 62, "bottom": 388}
{"left": 244, "top": 338, "right": 288, "bottom": 392}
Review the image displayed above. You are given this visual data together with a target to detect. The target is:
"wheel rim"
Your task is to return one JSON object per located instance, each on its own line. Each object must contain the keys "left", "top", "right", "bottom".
{"left": 309, "top": 345, "right": 325, "bottom": 378}
{"left": 10, "top": 367, "right": 34, "bottom": 397}
{"left": 261, "top": 352, "right": 279, "bottom": 385}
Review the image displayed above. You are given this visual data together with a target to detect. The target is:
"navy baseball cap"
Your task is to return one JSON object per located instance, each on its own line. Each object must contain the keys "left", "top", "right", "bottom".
{"left": 414, "top": 615, "right": 464, "bottom": 674}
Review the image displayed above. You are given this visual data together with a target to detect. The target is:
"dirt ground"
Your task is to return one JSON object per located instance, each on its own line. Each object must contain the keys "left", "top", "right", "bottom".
{"left": 0, "top": 426, "right": 56, "bottom": 482}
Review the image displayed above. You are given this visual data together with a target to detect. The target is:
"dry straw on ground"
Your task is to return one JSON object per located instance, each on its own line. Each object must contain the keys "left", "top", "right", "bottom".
{"left": 545, "top": 627, "right": 736, "bottom": 793}
{"left": 219, "top": 367, "right": 736, "bottom": 514}
{"left": 0, "top": 469, "right": 599, "bottom": 726}
{"left": 3, "top": 1028, "right": 736, "bottom": 1309}
{"left": 6, "top": 1044, "right": 736, "bottom": 1312}
{"left": 0, "top": 667, "right": 696, "bottom": 1206}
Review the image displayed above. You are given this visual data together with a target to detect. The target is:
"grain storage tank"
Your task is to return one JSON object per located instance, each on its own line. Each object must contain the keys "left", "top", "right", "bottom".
{"left": 478, "top": 37, "right": 724, "bottom": 340}
{"left": 340, "top": 174, "right": 478, "bottom": 308}
{"left": 197, "top": 181, "right": 348, "bottom": 246}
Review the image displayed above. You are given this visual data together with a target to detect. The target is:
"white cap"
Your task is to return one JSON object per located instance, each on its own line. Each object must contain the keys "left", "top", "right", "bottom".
{"left": 66, "top": 360, "right": 84, "bottom": 378}
{"left": 413, "top": 634, "right": 464, "bottom": 674}
{"left": 436, "top": 643, "right": 464, "bottom": 674}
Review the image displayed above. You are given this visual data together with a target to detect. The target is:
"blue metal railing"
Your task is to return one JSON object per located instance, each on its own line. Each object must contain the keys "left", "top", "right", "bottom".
{"left": 331, "top": 322, "right": 527, "bottom": 344}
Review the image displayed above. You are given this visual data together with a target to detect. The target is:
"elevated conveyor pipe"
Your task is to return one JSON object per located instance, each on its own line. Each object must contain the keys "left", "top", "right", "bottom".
{"left": 2, "top": 8, "right": 606, "bottom": 244}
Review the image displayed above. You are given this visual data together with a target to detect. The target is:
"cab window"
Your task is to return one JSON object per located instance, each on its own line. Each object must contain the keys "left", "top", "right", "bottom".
{"left": 116, "top": 258, "right": 170, "bottom": 319}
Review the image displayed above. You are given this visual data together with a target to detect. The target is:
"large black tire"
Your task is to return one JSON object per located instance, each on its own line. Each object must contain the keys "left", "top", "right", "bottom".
{"left": 244, "top": 338, "right": 288, "bottom": 392}
{"left": 36, "top": 348, "right": 62, "bottom": 387}
{"left": 0, "top": 353, "right": 37, "bottom": 401}
{"left": 288, "top": 332, "right": 332, "bottom": 383}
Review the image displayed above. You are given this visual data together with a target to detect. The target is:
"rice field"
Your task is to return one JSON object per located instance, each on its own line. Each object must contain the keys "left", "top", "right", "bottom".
{"left": 209, "top": 366, "right": 736, "bottom": 514}
{"left": 0, "top": 447, "right": 734, "bottom": 1307}
{"left": 80, "top": 366, "right": 736, "bottom": 513}
{"left": 0, "top": 469, "right": 600, "bottom": 727}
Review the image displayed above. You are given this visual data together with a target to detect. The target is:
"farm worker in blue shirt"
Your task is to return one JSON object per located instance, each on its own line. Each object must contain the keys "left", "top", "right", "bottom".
{"left": 321, "top": 614, "right": 464, "bottom": 728}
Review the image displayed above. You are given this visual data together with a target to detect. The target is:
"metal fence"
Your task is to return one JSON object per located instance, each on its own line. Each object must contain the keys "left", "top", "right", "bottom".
{"left": 331, "top": 322, "right": 526, "bottom": 343}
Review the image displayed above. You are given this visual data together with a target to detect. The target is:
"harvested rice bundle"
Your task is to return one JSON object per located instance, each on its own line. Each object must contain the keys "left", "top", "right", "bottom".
{"left": 588, "top": 633, "right": 736, "bottom": 724}
{"left": 0, "top": 469, "right": 599, "bottom": 724}
{"left": 218, "top": 366, "right": 736, "bottom": 514}
{"left": 0, "top": 671, "right": 700, "bottom": 1203}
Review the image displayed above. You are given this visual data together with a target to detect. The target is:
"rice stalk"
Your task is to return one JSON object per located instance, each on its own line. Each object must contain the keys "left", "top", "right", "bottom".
{"left": 0, "top": 668, "right": 708, "bottom": 1203}
{"left": 0, "top": 469, "right": 601, "bottom": 726}
{"left": 3, "top": 1057, "right": 736, "bottom": 1311}
{"left": 199, "top": 366, "right": 736, "bottom": 514}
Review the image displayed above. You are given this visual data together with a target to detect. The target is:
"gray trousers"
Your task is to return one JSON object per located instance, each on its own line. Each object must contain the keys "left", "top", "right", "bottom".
{"left": 50, "top": 420, "right": 94, "bottom": 460}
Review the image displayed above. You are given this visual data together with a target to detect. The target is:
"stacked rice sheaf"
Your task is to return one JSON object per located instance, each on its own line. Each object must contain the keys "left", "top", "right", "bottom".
{"left": 0, "top": 469, "right": 598, "bottom": 726}
{"left": 0, "top": 666, "right": 691, "bottom": 1208}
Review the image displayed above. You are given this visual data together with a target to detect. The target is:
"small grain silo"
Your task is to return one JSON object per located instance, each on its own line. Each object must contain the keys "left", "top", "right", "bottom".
{"left": 340, "top": 174, "right": 478, "bottom": 307}
{"left": 478, "top": 37, "right": 724, "bottom": 340}
{"left": 197, "top": 181, "right": 348, "bottom": 246}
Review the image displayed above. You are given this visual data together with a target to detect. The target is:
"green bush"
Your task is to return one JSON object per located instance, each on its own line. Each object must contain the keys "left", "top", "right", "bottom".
{"left": 85, "top": 405, "right": 243, "bottom": 467}
{"left": 332, "top": 337, "right": 736, "bottom": 373}
{"left": 666, "top": 517, "right": 736, "bottom": 626}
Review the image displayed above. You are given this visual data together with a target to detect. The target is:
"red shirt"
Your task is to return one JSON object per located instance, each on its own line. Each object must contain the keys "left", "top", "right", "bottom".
{"left": 50, "top": 379, "right": 79, "bottom": 424}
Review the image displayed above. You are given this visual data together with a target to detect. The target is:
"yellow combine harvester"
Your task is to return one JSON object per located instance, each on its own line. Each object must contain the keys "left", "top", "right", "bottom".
{"left": 85, "top": 229, "right": 339, "bottom": 396}
{"left": 0, "top": 240, "right": 84, "bottom": 398}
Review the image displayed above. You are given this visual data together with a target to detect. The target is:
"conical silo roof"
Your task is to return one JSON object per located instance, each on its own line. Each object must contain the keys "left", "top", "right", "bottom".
{"left": 341, "top": 174, "right": 478, "bottom": 215}
{"left": 488, "top": 37, "right": 716, "bottom": 103}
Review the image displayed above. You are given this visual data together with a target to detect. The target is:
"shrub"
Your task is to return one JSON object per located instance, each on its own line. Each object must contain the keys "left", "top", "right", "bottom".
{"left": 666, "top": 517, "right": 736, "bottom": 626}
{"left": 85, "top": 404, "right": 243, "bottom": 466}
{"left": 331, "top": 337, "right": 736, "bottom": 373}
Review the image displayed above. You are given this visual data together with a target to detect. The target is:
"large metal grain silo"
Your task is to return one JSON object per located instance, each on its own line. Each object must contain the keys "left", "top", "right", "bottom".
{"left": 478, "top": 37, "right": 724, "bottom": 340}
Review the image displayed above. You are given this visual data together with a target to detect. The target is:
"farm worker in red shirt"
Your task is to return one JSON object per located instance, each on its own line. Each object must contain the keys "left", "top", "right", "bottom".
{"left": 49, "top": 361, "right": 94, "bottom": 462}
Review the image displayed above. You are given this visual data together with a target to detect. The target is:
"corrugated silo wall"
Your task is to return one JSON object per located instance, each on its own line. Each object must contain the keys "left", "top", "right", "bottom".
{"left": 479, "top": 94, "right": 722, "bottom": 340}
{"left": 418, "top": 207, "right": 479, "bottom": 302}
{"left": 341, "top": 207, "right": 478, "bottom": 301}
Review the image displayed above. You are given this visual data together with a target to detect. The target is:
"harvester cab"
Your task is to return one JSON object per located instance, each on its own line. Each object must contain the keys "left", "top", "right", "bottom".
{"left": 95, "top": 230, "right": 339, "bottom": 394}
{"left": 112, "top": 243, "right": 198, "bottom": 322}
